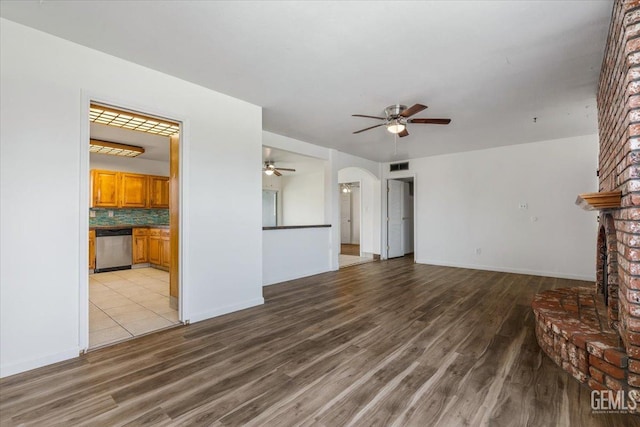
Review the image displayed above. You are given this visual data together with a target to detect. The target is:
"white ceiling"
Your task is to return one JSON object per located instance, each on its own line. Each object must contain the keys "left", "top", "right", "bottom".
{"left": 90, "top": 123, "right": 170, "bottom": 162}
{"left": 1, "top": 1, "right": 612, "bottom": 162}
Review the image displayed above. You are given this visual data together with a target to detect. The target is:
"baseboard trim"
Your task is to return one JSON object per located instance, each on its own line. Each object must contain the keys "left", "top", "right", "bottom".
{"left": 263, "top": 267, "right": 331, "bottom": 286}
{"left": 187, "top": 297, "right": 265, "bottom": 324}
{"left": 1, "top": 347, "right": 81, "bottom": 379}
{"left": 416, "top": 258, "right": 595, "bottom": 282}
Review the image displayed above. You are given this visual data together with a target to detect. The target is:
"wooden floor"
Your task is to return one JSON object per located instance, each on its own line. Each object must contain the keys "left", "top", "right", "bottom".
{"left": 1, "top": 257, "right": 639, "bottom": 426}
{"left": 340, "top": 243, "right": 360, "bottom": 256}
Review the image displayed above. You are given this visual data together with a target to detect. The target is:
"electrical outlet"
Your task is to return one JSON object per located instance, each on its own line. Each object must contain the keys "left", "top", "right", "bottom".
{"left": 108, "top": 210, "right": 114, "bottom": 217}
{"left": 518, "top": 202, "right": 528, "bottom": 210}
{"left": 475, "top": 248, "right": 482, "bottom": 255}
{"left": 89, "top": 211, "right": 96, "bottom": 218}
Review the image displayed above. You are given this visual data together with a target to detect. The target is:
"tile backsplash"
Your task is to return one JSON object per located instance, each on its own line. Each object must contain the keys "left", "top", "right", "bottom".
{"left": 90, "top": 208, "right": 169, "bottom": 226}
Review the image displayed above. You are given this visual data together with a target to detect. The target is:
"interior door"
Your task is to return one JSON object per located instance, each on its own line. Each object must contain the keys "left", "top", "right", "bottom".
{"left": 340, "top": 191, "right": 351, "bottom": 244}
{"left": 169, "top": 134, "right": 179, "bottom": 310}
{"left": 387, "top": 179, "right": 404, "bottom": 258}
{"left": 402, "top": 182, "right": 414, "bottom": 254}
{"left": 351, "top": 186, "right": 360, "bottom": 245}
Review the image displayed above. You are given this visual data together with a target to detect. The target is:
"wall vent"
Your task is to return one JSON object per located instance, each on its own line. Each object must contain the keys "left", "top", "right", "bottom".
{"left": 389, "top": 162, "right": 409, "bottom": 172}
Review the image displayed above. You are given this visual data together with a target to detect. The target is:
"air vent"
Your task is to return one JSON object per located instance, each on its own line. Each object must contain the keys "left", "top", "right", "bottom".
{"left": 390, "top": 162, "right": 409, "bottom": 172}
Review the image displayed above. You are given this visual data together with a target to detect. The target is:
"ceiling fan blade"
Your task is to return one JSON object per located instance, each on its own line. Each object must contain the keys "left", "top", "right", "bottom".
{"left": 274, "top": 170, "right": 282, "bottom": 177}
{"left": 408, "top": 118, "right": 451, "bottom": 125}
{"left": 400, "top": 104, "right": 427, "bottom": 118}
{"left": 275, "top": 168, "right": 296, "bottom": 172}
{"left": 398, "top": 129, "right": 409, "bottom": 138}
{"left": 352, "top": 114, "right": 385, "bottom": 120}
{"left": 353, "top": 123, "right": 384, "bottom": 134}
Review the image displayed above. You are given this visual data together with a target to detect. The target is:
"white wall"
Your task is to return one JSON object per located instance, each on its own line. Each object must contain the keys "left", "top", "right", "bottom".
{"left": 1, "top": 19, "right": 263, "bottom": 377}
{"left": 338, "top": 167, "right": 381, "bottom": 256}
{"left": 90, "top": 153, "right": 169, "bottom": 176}
{"left": 281, "top": 172, "right": 325, "bottom": 225}
{"left": 383, "top": 134, "right": 599, "bottom": 280}
{"left": 262, "top": 174, "right": 282, "bottom": 191}
{"left": 263, "top": 228, "right": 332, "bottom": 285}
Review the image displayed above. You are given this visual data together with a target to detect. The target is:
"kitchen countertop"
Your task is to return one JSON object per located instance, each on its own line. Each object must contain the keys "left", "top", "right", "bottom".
{"left": 263, "top": 224, "right": 331, "bottom": 230}
{"left": 90, "top": 224, "right": 170, "bottom": 230}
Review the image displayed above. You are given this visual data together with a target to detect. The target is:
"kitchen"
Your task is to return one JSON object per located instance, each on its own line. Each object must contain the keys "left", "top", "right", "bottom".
{"left": 87, "top": 104, "right": 180, "bottom": 348}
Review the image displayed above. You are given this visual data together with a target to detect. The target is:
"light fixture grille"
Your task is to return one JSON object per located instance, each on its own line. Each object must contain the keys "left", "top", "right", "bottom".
{"left": 90, "top": 104, "right": 179, "bottom": 136}
{"left": 89, "top": 139, "right": 145, "bottom": 157}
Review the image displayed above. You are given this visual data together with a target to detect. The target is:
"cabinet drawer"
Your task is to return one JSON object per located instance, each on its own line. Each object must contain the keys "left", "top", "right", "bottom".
{"left": 149, "top": 228, "right": 162, "bottom": 236}
{"left": 133, "top": 228, "right": 149, "bottom": 236}
{"left": 161, "top": 229, "right": 170, "bottom": 238}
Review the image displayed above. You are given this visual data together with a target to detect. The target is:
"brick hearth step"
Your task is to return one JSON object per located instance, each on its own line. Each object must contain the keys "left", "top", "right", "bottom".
{"left": 532, "top": 287, "right": 628, "bottom": 391}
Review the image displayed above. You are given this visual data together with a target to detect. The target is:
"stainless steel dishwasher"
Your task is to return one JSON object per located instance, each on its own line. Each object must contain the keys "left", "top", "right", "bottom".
{"left": 95, "top": 228, "right": 132, "bottom": 273}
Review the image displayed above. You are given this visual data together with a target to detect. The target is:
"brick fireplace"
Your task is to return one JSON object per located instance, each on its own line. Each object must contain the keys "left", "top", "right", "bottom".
{"left": 532, "top": 0, "right": 640, "bottom": 410}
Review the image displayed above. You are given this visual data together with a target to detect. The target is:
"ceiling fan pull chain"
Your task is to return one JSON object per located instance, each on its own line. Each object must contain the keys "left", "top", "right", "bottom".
{"left": 394, "top": 133, "right": 398, "bottom": 156}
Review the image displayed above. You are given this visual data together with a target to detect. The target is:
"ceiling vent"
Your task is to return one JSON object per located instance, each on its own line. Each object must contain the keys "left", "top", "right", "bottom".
{"left": 390, "top": 162, "right": 409, "bottom": 172}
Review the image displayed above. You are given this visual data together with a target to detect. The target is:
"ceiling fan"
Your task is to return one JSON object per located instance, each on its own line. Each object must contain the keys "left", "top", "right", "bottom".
{"left": 263, "top": 162, "right": 296, "bottom": 176}
{"left": 352, "top": 104, "right": 451, "bottom": 137}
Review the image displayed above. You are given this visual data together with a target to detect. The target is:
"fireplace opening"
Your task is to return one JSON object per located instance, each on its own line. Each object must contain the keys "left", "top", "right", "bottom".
{"left": 596, "top": 215, "right": 619, "bottom": 330}
{"left": 600, "top": 226, "right": 608, "bottom": 306}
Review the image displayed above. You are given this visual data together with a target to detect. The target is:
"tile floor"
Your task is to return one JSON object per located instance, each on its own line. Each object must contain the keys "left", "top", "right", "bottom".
{"left": 89, "top": 267, "right": 179, "bottom": 348}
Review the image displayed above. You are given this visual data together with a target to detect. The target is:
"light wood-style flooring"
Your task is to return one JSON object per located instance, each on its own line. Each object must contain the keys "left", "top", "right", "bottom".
{"left": 340, "top": 243, "right": 360, "bottom": 256}
{"left": 1, "top": 257, "right": 638, "bottom": 426}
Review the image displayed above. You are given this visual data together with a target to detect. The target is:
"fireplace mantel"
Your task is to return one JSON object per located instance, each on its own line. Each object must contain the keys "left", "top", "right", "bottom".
{"left": 575, "top": 191, "right": 622, "bottom": 211}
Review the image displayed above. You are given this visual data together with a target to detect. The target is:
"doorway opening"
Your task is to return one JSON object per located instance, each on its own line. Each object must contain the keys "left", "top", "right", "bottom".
{"left": 386, "top": 177, "right": 414, "bottom": 259}
{"left": 339, "top": 181, "right": 373, "bottom": 268}
{"left": 86, "top": 102, "right": 182, "bottom": 349}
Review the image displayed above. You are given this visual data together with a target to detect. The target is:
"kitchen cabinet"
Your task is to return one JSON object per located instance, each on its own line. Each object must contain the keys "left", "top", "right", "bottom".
{"left": 89, "top": 230, "right": 96, "bottom": 269}
{"left": 148, "top": 229, "right": 162, "bottom": 265}
{"left": 148, "top": 176, "right": 170, "bottom": 208}
{"left": 91, "top": 170, "right": 119, "bottom": 208}
{"left": 90, "top": 169, "right": 169, "bottom": 208}
{"left": 132, "top": 228, "right": 149, "bottom": 264}
{"left": 161, "top": 229, "right": 171, "bottom": 268}
{"left": 148, "top": 228, "right": 170, "bottom": 269}
{"left": 121, "top": 173, "right": 147, "bottom": 208}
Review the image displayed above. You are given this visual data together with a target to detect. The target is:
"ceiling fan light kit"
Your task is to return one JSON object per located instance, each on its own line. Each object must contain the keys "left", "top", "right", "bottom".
{"left": 386, "top": 119, "right": 406, "bottom": 134}
{"left": 352, "top": 103, "right": 451, "bottom": 138}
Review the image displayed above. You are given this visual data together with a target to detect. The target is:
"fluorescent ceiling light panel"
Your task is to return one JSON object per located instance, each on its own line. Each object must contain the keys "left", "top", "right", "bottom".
{"left": 89, "top": 139, "right": 145, "bottom": 157}
{"left": 90, "top": 104, "right": 180, "bottom": 136}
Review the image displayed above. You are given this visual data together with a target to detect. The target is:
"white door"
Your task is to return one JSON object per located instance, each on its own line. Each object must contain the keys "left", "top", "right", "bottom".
{"left": 351, "top": 187, "right": 360, "bottom": 244}
{"left": 387, "top": 180, "right": 404, "bottom": 258}
{"left": 340, "top": 191, "right": 351, "bottom": 244}
{"left": 402, "top": 182, "right": 414, "bottom": 254}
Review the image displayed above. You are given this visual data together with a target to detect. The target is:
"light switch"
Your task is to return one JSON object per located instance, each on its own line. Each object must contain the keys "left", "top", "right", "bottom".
{"left": 108, "top": 210, "right": 114, "bottom": 217}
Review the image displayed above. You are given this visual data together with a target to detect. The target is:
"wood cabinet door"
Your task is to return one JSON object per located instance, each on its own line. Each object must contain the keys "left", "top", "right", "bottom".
{"left": 133, "top": 235, "right": 148, "bottom": 264}
{"left": 148, "top": 236, "right": 162, "bottom": 265}
{"left": 161, "top": 237, "right": 171, "bottom": 268}
{"left": 91, "top": 170, "right": 119, "bottom": 207}
{"left": 149, "top": 176, "right": 170, "bottom": 208}
{"left": 121, "top": 173, "right": 147, "bottom": 208}
{"left": 89, "top": 230, "right": 96, "bottom": 269}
